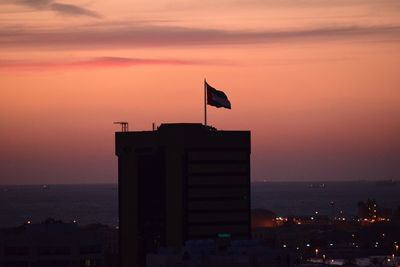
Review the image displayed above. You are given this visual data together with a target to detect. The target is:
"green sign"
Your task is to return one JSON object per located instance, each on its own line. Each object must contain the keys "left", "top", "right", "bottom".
{"left": 217, "top": 233, "right": 231, "bottom": 238}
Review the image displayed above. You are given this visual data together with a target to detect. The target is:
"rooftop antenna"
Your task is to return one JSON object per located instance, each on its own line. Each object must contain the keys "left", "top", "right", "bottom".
{"left": 114, "top": 121, "right": 129, "bottom": 132}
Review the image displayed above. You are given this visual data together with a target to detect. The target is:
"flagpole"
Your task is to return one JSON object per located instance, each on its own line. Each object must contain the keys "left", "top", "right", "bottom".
{"left": 204, "top": 78, "right": 207, "bottom": 126}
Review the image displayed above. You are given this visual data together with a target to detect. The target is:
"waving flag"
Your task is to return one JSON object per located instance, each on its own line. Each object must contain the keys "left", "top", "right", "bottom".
{"left": 205, "top": 81, "right": 231, "bottom": 109}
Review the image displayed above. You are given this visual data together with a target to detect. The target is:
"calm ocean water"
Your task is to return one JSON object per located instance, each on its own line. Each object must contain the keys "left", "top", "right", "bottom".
{"left": 0, "top": 182, "right": 399, "bottom": 227}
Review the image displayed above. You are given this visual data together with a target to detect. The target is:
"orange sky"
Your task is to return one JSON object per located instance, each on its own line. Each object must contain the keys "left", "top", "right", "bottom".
{"left": 0, "top": 0, "right": 399, "bottom": 184}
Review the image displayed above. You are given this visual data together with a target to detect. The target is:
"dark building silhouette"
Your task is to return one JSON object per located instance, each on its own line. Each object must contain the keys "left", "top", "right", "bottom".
{"left": 0, "top": 219, "right": 118, "bottom": 267}
{"left": 115, "top": 123, "right": 251, "bottom": 267}
{"left": 358, "top": 199, "right": 379, "bottom": 220}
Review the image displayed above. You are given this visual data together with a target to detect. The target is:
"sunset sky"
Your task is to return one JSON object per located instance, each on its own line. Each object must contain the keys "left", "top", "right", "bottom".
{"left": 1, "top": 0, "right": 399, "bottom": 184}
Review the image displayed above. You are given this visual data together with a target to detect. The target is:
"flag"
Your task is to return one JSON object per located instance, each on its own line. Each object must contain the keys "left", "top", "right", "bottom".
{"left": 205, "top": 81, "right": 231, "bottom": 109}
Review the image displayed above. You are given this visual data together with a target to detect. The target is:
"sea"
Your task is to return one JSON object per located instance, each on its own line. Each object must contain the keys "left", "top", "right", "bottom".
{"left": 0, "top": 181, "right": 399, "bottom": 228}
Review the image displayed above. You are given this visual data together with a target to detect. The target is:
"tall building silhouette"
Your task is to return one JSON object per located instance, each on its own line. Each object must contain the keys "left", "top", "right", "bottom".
{"left": 115, "top": 123, "right": 251, "bottom": 267}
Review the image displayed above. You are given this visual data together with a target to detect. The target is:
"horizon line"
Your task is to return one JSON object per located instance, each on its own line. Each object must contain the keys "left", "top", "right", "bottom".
{"left": 0, "top": 179, "right": 396, "bottom": 186}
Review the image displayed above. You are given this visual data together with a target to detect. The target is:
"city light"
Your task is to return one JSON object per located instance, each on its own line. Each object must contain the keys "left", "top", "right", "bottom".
{"left": 275, "top": 217, "right": 288, "bottom": 222}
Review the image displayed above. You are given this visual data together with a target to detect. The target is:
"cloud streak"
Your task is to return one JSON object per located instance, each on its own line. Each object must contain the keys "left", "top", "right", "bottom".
{"left": 4, "top": 0, "right": 100, "bottom": 18}
{"left": 0, "top": 57, "right": 201, "bottom": 71}
{"left": 1, "top": 23, "right": 400, "bottom": 50}
{"left": 49, "top": 3, "right": 100, "bottom": 18}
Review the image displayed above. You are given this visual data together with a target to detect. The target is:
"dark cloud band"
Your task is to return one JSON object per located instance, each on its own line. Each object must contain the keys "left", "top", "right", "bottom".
{"left": 0, "top": 24, "right": 400, "bottom": 50}
{"left": 3, "top": 0, "right": 100, "bottom": 18}
{"left": 0, "top": 57, "right": 200, "bottom": 70}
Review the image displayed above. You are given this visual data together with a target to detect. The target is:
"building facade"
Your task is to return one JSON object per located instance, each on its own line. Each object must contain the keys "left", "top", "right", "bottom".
{"left": 115, "top": 123, "right": 251, "bottom": 267}
{"left": 0, "top": 219, "right": 117, "bottom": 267}
{"left": 146, "top": 240, "right": 295, "bottom": 267}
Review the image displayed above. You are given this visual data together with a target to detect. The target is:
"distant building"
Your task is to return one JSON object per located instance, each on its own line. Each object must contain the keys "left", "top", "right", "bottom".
{"left": 115, "top": 123, "right": 251, "bottom": 267}
{"left": 0, "top": 219, "right": 118, "bottom": 267}
{"left": 357, "top": 199, "right": 392, "bottom": 224}
{"left": 358, "top": 199, "right": 379, "bottom": 220}
{"left": 146, "top": 240, "right": 295, "bottom": 267}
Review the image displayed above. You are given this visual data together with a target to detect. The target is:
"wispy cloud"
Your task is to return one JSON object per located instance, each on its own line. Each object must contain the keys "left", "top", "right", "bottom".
{"left": 3, "top": 0, "right": 100, "bottom": 18}
{"left": 49, "top": 3, "right": 99, "bottom": 18}
{"left": 165, "top": 0, "right": 400, "bottom": 10}
{"left": 0, "top": 57, "right": 202, "bottom": 71}
{"left": 1, "top": 23, "right": 400, "bottom": 50}
{"left": 0, "top": 55, "right": 359, "bottom": 71}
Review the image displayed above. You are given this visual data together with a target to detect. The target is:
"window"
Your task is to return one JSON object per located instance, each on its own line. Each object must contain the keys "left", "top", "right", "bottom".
{"left": 4, "top": 247, "right": 29, "bottom": 256}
